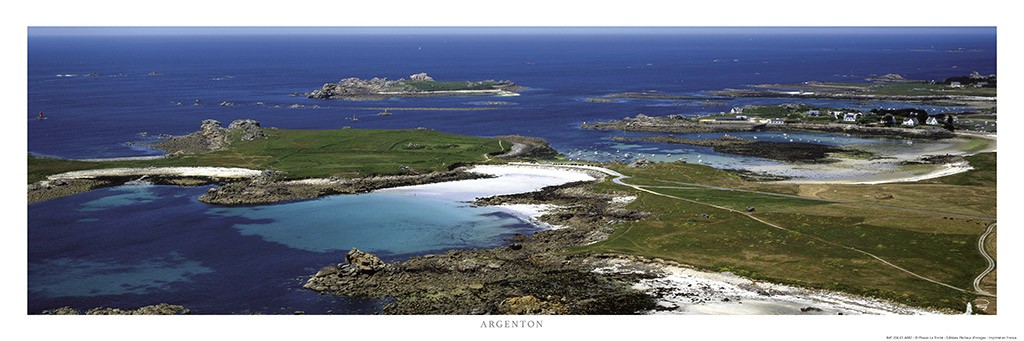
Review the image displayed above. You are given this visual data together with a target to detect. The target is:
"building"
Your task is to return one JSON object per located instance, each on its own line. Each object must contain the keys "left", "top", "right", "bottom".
{"left": 768, "top": 118, "right": 786, "bottom": 125}
{"left": 950, "top": 81, "right": 963, "bottom": 88}
{"left": 806, "top": 109, "right": 821, "bottom": 116}
{"left": 902, "top": 117, "right": 920, "bottom": 127}
{"left": 842, "top": 112, "right": 861, "bottom": 122}
{"left": 926, "top": 116, "right": 941, "bottom": 125}
{"left": 730, "top": 107, "right": 744, "bottom": 115}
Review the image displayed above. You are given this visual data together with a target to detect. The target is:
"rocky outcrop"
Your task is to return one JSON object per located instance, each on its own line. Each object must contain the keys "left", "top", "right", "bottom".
{"left": 28, "top": 178, "right": 112, "bottom": 203}
{"left": 408, "top": 73, "right": 434, "bottom": 82}
{"left": 497, "top": 295, "right": 569, "bottom": 315}
{"left": 628, "top": 158, "right": 654, "bottom": 168}
{"left": 42, "top": 303, "right": 190, "bottom": 315}
{"left": 227, "top": 119, "right": 267, "bottom": 141}
{"left": 346, "top": 248, "right": 387, "bottom": 274}
{"left": 153, "top": 119, "right": 268, "bottom": 154}
{"left": 492, "top": 135, "right": 560, "bottom": 160}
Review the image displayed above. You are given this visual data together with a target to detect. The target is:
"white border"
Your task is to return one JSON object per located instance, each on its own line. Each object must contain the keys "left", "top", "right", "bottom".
{"left": 4, "top": 1, "right": 1019, "bottom": 340}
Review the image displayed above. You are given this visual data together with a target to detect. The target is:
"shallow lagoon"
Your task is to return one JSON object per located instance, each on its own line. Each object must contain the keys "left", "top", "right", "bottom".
{"left": 28, "top": 184, "right": 542, "bottom": 314}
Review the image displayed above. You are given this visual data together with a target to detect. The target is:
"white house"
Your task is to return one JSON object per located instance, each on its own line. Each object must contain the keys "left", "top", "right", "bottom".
{"left": 842, "top": 113, "right": 861, "bottom": 122}
{"left": 902, "top": 117, "right": 920, "bottom": 127}
{"left": 730, "top": 107, "right": 744, "bottom": 115}
{"left": 926, "top": 116, "right": 941, "bottom": 125}
{"left": 806, "top": 109, "right": 821, "bottom": 116}
{"left": 768, "top": 118, "right": 786, "bottom": 125}
{"left": 950, "top": 81, "right": 963, "bottom": 88}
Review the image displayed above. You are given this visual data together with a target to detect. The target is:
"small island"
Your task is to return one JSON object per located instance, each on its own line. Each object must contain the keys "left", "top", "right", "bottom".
{"left": 306, "top": 73, "right": 523, "bottom": 100}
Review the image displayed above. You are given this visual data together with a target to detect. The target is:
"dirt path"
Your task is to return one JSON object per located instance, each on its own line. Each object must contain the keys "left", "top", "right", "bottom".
{"left": 973, "top": 223, "right": 997, "bottom": 295}
{"left": 650, "top": 179, "right": 996, "bottom": 221}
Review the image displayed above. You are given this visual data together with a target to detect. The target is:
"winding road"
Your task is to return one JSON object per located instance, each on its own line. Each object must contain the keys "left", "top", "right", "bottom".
{"left": 973, "top": 223, "right": 997, "bottom": 295}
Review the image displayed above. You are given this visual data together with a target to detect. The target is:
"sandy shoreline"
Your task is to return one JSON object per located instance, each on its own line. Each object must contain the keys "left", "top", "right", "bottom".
{"left": 766, "top": 135, "right": 995, "bottom": 185}
{"left": 45, "top": 167, "right": 264, "bottom": 180}
{"left": 379, "top": 164, "right": 599, "bottom": 228}
{"left": 596, "top": 258, "right": 948, "bottom": 315}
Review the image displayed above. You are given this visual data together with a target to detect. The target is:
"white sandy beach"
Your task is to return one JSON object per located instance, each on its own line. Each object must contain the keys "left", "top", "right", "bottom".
{"left": 595, "top": 258, "right": 946, "bottom": 315}
{"left": 46, "top": 167, "right": 264, "bottom": 180}
{"left": 760, "top": 135, "right": 995, "bottom": 185}
{"left": 378, "top": 164, "right": 599, "bottom": 227}
{"left": 379, "top": 164, "right": 597, "bottom": 201}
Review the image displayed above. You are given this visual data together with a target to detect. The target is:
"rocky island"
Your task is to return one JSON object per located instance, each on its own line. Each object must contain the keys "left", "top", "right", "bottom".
{"left": 306, "top": 73, "right": 523, "bottom": 100}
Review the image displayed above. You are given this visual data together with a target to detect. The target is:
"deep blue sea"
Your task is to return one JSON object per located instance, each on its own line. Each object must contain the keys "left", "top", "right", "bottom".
{"left": 27, "top": 28, "right": 996, "bottom": 314}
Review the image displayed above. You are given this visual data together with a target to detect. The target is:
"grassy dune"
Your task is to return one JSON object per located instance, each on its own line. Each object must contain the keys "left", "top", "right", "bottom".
{"left": 28, "top": 128, "right": 507, "bottom": 182}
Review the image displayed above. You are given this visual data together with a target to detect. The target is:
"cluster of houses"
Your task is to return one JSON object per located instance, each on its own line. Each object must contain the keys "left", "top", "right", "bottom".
{"left": 699, "top": 107, "right": 956, "bottom": 128}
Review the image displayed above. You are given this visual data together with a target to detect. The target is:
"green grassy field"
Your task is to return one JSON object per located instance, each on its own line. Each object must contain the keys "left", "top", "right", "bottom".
{"left": 867, "top": 82, "right": 996, "bottom": 97}
{"left": 28, "top": 128, "right": 507, "bottom": 183}
{"left": 576, "top": 153, "right": 996, "bottom": 310}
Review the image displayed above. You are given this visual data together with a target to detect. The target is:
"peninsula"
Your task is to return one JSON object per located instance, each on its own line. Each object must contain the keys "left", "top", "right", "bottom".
{"left": 27, "top": 119, "right": 558, "bottom": 204}
{"left": 708, "top": 73, "right": 997, "bottom": 112}
{"left": 305, "top": 73, "right": 523, "bottom": 100}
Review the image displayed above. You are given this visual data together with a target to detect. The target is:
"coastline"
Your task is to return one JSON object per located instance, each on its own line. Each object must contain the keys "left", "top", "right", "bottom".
{"left": 305, "top": 163, "right": 960, "bottom": 315}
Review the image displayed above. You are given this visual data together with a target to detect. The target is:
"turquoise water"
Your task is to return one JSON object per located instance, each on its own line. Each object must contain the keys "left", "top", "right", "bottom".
{"left": 210, "top": 192, "right": 537, "bottom": 254}
{"left": 28, "top": 185, "right": 541, "bottom": 314}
